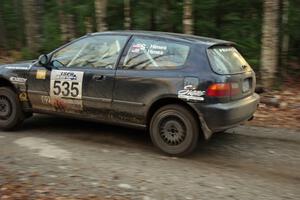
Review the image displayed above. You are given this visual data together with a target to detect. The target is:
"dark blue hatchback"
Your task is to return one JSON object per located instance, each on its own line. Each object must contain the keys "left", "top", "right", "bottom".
{"left": 0, "top": 31, "right": 259, "bottom": 156}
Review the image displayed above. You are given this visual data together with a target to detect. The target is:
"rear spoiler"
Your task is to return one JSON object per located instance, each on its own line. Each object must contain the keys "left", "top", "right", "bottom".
{"left": 208, "top": 42, "right": 236, "bottom": 49}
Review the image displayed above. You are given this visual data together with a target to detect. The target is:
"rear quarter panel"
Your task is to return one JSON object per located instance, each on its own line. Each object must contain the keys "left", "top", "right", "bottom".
{"left": 111, "top": 44, "right": 218, "bottom": 126}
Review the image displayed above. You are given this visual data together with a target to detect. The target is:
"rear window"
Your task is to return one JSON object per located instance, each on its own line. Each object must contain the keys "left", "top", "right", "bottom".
{"left": 122, "top": 38, "right": 190, "bottom": 70}
{"left": 207, "top": 46, "right": 250, "bottom": 74}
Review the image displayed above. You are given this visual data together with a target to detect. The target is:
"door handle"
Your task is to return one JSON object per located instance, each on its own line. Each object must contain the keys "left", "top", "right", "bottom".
{"left": 93, "top": 75, "right": 105, "bottom": 81}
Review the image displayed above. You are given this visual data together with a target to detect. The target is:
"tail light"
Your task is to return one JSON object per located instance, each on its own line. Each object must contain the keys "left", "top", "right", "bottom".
{"left": 206, "top": 82, "right": 240, "bottom": 97}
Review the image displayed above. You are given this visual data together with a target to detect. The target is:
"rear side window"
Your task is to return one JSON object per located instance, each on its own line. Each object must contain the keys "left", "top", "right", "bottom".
{"left": 122, "top": 37, "right": 190, "bottom": 70}
{"left": 207, "top": 46, "right": 250, "bottom": 74}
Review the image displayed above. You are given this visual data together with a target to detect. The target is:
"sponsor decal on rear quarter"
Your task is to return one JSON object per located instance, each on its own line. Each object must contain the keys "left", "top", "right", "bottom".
{"left": 178, "top": 85, "right": 205, "bottom": 102}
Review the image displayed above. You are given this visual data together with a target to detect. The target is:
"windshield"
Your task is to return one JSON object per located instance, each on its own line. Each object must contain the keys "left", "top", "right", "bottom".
{"left": 207, "top": 46, "right": 250, "bottom": 74}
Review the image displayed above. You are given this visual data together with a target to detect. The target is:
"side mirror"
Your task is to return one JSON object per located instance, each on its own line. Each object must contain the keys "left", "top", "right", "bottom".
{"left": 38, "top": 54, "right": 49, "bottom": 66}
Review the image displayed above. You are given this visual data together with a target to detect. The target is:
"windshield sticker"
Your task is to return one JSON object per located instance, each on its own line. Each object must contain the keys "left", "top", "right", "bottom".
{"left": 36, "top": 69, "right": 47, "bottom": 80}
{"left": 148, "top": 44, "right": 167, "bottom": 55}
{"left": 131, "top": 43, "right": 168, "bottom": 56}
{"left": 178, "top": 85, "right": 205, "bottom": 102}
{"left": 131, "top": 43, "right": 146, "bottom": 53}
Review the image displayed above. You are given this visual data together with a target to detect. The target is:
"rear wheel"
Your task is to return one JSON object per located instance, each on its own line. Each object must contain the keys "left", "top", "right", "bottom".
{"left": 150, "top": 104, "right": 199, "bottom": 156}
{"left": 0, "top": 87, "right": 25, "bottom": 130}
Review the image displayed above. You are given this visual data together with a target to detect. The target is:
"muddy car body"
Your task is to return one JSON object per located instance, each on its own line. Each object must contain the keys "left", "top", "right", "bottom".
{"left": 0, "top": 31, "right": 259, "bottom": 156}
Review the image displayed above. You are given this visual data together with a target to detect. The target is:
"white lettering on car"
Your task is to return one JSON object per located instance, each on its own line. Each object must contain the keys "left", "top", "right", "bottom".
{"left": 218, "top": 47, "right": 235, "bottom": 52}
{"left": 130, "top": 43, "right": 168, "bottom": 55}
{"left": 178, "top": 85, "right": 205, "bottom": 102}
{"left": 9, "top": 77, "right": 27, "bottom": 83}
{"left": 5, "top": 66, "right": 30, "bottom": 70}
{"left": 41, "top": 96, "right": 51, "bottom": 105}
{"left": 149, "top": 44, "right": 167, "bottom": 55}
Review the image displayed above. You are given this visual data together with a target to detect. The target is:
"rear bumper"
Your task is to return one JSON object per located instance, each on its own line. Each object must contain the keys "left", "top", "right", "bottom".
{"left": 191, "top": 93, "right": 260, "bottom": 138}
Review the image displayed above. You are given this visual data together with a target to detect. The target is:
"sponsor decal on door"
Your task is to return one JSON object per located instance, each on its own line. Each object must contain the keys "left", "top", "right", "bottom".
{"left": 36, "top": 69, "right": 47, "bottom": 80}
{"left": 50, "top": 70, "right": 84, "bottom": 99}
{"left": 49, "top": 70, "right": 84, "bottom": 111}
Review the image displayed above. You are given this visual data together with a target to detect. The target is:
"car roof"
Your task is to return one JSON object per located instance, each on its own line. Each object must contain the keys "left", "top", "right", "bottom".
{"left": 89, "top": 30, "right": 235, "bottom": 48}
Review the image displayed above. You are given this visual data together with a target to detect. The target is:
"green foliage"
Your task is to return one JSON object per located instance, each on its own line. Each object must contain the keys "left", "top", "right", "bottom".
{"left": 20, "top": 47, "right": 33, "bottom": 60}
{"left": 289, "top": 0, "right": 300, "bottom": 61}
{"left": 193, "top": 0, "right": 262, "bottom": 69}
{"left": 0, "top": 0, "right": 24, "bottom": 49}
{"left": 130, "top": 0, "right": 183, "bottom": 32}
{"left": 41, "top": 0, "right": 61, "bottom": 53}
{"left": 107, "top": 0, "right": 124, "bottom": 30}
{"left": 73, "top": 1, "right": 95, "bottom": 36}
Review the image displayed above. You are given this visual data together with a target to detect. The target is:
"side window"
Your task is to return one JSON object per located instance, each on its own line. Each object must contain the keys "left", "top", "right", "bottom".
{"left": 122, "top": 37, "right": 190, "bottom": 70}
{"left": 51, "top": 35, "right": 128, "bottom": 69}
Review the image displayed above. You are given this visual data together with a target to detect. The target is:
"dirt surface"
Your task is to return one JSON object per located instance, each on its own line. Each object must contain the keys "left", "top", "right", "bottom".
{"left": 0, "top": 115, "right": 300, "bottom": 200}
{"left": 247, "top": 87, "right": 300, "bottom": 130}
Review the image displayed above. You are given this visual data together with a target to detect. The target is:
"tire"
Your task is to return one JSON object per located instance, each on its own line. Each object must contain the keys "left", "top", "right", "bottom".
{"left": 24, "top": 112, "right": 33, "bottom": 119}
{"left": 0, "top": 87, "right": 25, "bottom": 131}
{"left": 150, "top": 104, "right": 199, "bottom": 156}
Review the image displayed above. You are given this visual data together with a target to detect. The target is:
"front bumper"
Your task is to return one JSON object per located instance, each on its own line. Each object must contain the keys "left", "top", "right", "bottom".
{"left": 191, "top": 93, "right": 260, "bottom": 138}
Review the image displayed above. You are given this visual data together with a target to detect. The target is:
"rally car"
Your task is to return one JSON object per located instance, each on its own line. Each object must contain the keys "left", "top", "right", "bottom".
{"left": 0, "top": 31, "right": 259, "bottom": 156}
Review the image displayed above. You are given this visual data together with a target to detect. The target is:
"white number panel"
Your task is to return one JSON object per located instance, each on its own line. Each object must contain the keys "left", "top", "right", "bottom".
{"left": 50, "top": 70, "right": 84, "bottom": 99}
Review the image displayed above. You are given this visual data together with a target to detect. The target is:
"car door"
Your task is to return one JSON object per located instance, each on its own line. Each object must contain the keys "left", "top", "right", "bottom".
{"left": 112, "top": 36, "right": 191, "bottom": 126}
{"left": 27, "top": 34, "right": 129, "bottom": 120}
{"left": 27, "top": 61, "right": 53, "bottom": 112}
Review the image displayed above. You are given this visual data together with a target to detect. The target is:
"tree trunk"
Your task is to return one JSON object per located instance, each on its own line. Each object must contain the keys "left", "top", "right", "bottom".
{"left": 23, "top": 0, "right": 41, "bottom": 55}
{"left": 124, "top": 0, "right": 131, "bottom": 30}
{"left": 260, "top": 0, "right": 280, "bottom": 89}
{"left": 67, "top": 14, "right": 76, "bottom": 39}
{"left": 85, "top": 17, "right": 93, "bottom": 33}
{"left": 183, "top": 0, "right": 193, "bottom": 34}
{"left": 95, "top": 0, "right": 108, "bottom": 32}
{"left": 58, "top": 0, "right": 75, "bottom": 42}
{"left": 280, "top": 0, "right": 289, "bottom": 75}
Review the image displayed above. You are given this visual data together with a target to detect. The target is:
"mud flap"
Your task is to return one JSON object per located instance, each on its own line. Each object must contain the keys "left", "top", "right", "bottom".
{"left": 199, "top": 115, "right": 213, "bottom": 140}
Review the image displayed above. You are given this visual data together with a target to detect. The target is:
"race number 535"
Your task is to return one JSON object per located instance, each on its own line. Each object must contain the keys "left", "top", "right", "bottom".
{"left": 50, "top": 70, "right": 84, "bottom": 99}
{"left": 53, "top": 81, "right": 79, "bottom": 97}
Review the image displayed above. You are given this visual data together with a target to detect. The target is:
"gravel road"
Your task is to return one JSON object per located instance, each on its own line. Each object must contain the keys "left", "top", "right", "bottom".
{"left": 0, "top": 114, "right": 299, "bottom": 200}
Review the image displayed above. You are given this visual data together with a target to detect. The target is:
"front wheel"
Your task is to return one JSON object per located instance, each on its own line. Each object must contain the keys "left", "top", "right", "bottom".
{"left": 150, "top": 104, "right": 199, "bottom": 156}
{"left": 0, "top": 87, "right": 25, "bottom": 130}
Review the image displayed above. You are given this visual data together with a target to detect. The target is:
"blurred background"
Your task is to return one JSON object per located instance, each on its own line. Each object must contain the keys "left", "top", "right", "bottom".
{"left": 0, "top": 0, "right": 300, "bottom": 86}
{"left": 0, "top": 0, "right": 299, "bottom": 90}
